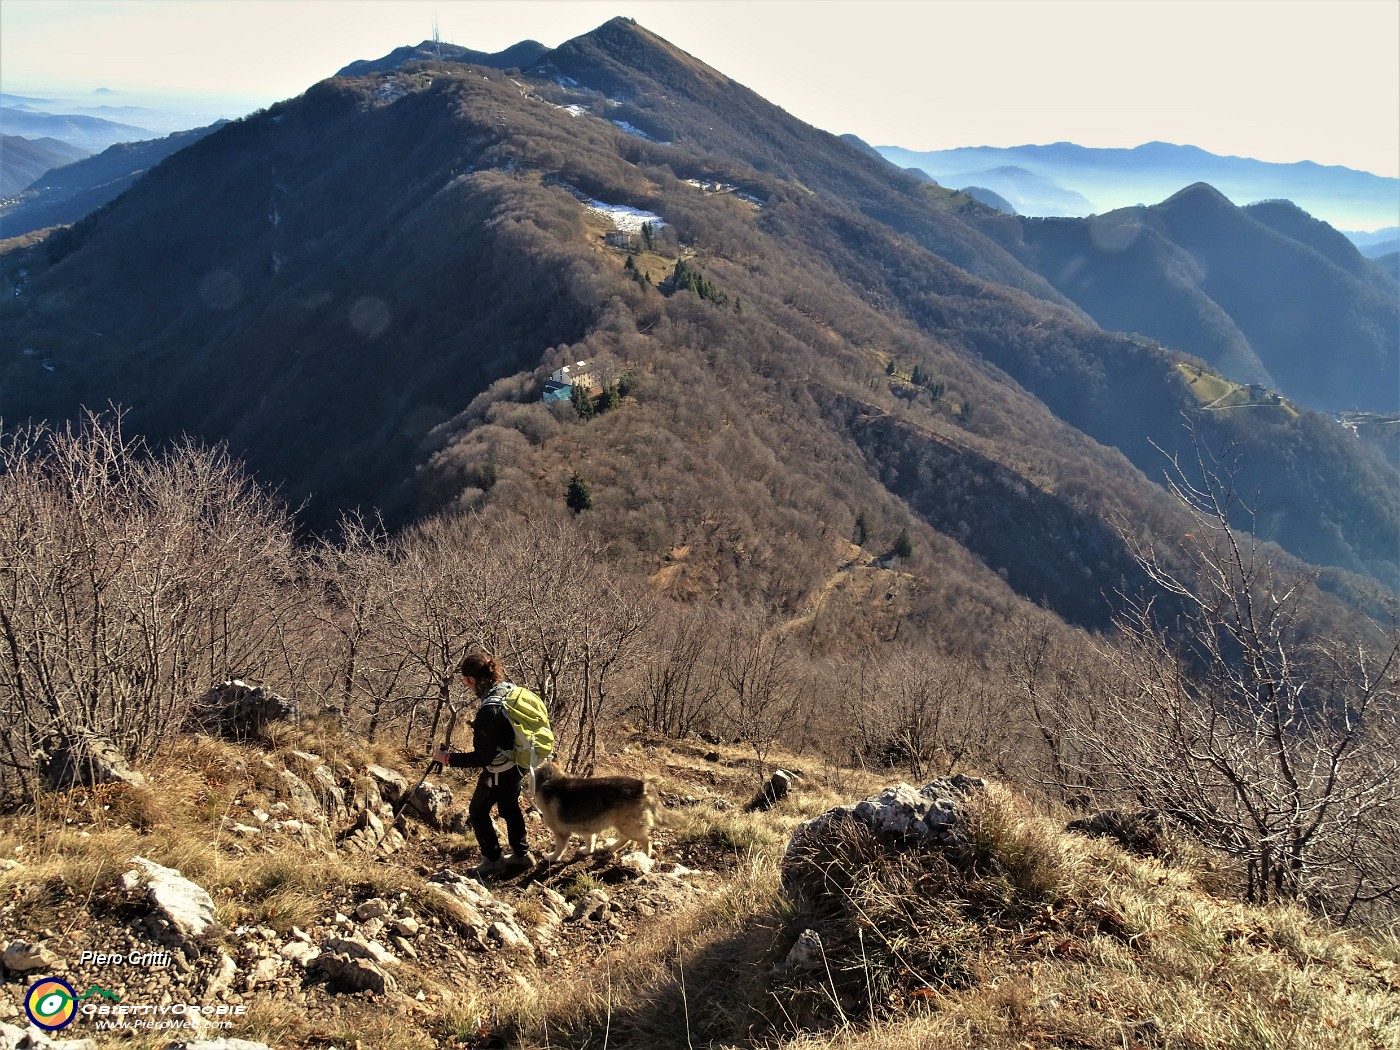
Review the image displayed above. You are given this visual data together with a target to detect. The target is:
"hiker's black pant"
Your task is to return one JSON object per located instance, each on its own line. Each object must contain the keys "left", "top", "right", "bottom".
{"left": 469, "top": 766, "right": 528, "bottom": 860}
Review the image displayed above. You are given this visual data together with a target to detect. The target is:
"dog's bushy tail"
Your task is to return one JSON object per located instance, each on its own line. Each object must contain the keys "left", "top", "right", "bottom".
{"left": 644, "top": 776, "right": 689, "bottom": 828}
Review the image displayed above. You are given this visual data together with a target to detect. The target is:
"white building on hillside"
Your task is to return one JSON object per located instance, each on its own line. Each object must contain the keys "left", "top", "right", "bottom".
{"left": 542, "top": 360, "right": 599, "bottom": 402}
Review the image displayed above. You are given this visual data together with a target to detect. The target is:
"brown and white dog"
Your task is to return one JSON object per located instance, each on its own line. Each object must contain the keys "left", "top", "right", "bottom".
{"left": 530, "top": 761, "right": 657, "bottom": 861}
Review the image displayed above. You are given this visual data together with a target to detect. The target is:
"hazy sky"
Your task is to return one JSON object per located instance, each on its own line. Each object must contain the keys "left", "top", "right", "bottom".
{"left": 3, "top": 0, "right": 1397, "bottom": 177}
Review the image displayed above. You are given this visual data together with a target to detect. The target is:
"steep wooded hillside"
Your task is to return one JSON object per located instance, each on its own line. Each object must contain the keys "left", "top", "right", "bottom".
{"left": 0, "top": 17, "right": 1395, "bottom": 605}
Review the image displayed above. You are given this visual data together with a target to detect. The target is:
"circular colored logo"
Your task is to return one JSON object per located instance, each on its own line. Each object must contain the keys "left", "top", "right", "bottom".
{"left": 25, "top": 977, "right": 77, "bottom": 1031}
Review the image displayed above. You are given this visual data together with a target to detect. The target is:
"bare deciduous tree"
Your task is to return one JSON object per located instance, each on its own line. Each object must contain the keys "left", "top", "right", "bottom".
{"left": 0, "top": 410, "right": 299, "bottom": 800}
{"left": 632, "top": 605, "right": 725, "bottom": 739}
{"left": 1057, "top": 435, "right": 1400, "bottom": 921}
{"left": 720, "top": 615, "right": 805, "bottom": 781}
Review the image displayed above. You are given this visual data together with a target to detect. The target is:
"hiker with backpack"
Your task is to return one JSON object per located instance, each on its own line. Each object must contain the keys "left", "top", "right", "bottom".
{"left": 432, "top": 650, "right": 553, "bottom": 879}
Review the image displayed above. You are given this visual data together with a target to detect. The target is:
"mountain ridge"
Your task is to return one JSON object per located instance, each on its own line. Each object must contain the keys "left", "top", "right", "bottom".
{"left": 999, "top": 181, "right": 1399, "bottom": 416}
{"left": 0, "top": 122, "right": 225, "bottom": 237}
{"left": 0, "top": 19, "right": 1395, "bottom": 604}
{"left": 0, "top": 133, "right": 90, "bottom": 195}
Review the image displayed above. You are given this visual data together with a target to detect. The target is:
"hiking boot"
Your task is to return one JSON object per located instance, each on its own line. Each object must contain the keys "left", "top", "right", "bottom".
{"left": 472, "top": 857, "right": 510, "bottom": 880}
{"left": 504, "top": 851, "right": 536, "bottom": 872}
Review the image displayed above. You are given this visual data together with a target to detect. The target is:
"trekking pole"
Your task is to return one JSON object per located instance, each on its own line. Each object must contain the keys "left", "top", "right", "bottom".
{"left": 394, "top": 700, "right": 460, "bottom": 821}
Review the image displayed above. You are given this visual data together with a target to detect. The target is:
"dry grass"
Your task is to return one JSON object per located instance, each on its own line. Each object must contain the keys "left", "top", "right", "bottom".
{"left": 490, "top": 849, "right": 783, "bottom": 1049}
{"left": 517, "top": 779, "right": 1399, "bottom": 1050}
{"left": 484, "top": 765, "right": 884, "bottom": 1048}
{"left": 4, "top": 730, "right": 1395, "bottom": 1050}
{"left": 761, "top": 787, "right": 1400, "bottom": 1050}
{"left": 0, "top": 730, "right": 418, "bottom": 938}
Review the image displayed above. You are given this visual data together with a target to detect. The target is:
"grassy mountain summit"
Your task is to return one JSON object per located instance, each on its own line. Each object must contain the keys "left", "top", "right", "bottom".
{"left": 1, "top": 727, "right": 1396, "bottom": 1049}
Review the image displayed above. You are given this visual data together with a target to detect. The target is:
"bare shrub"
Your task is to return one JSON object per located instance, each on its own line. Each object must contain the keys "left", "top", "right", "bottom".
{"left": 316, "top": 509, "right": 651, "bottom": 771}
{"left": 629, "top": 604, "right": 725, "bottom": 739}
{"left": 847, "top": 646, "right": 1021, "bottom": 779}
{"left": 1049, "top": 435, "right": 1400, "bottom": 923}
{"left": 720, "top": 614, "right": 807, "bottom": 781}
{"left": 0, "top": 410, "right": 299, "bottom": 802}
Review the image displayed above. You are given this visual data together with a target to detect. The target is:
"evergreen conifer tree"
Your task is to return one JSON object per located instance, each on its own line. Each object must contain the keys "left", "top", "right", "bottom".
{"left": 892, "top": 528, "right": 913, "bottom": 561}
{"left": 566, "top": 472, "right": 593, "bottom": 514}
{"left": 571, "top": 383, "right": 596, "bottom": 420}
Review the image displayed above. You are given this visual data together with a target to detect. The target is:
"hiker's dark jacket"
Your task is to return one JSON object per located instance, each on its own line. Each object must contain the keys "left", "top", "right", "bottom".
{"left": 444, "top": 684, "right": 516, "bottom": 769}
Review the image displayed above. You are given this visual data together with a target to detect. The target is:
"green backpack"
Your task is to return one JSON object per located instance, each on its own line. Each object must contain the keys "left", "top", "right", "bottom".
{"left": 482, "top": 683, "right": 555, "bottom": 772}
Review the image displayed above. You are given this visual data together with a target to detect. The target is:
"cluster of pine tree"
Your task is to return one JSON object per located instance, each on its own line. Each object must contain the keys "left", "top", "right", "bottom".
{"left": 670, "top": 258, "right": 729, "bottom": 305}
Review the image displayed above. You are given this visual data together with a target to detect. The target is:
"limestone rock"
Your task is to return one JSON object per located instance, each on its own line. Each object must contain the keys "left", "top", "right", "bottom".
{"left": 190, "top": 680, "right": 298, "bottom": 739}
{"left": 781, "top": 776, "right": 986, "bottom": 893}
{"left": 276, "top": 769, "right": 322, "bottom": 818}
{"left": 407, "top": 782, "right": 453, "bottom": 826}
{"left": 130, "top": 857, "right": 221, "bottom": 945}
{"left": 785, "top": 928, "right": 826, "bottom": 970}
{"left": 488, "top": 920, "right": 531, "bottom": 954}
{"left": 350, "top": 775, "right": 386, "bottom": 814}
{"left": 309, "top": 765, "right": 347, "bottom": 820}
{"left": 278, "top": 941, "right": 320, "bottom": 967}
{"left": 1, "top": 940, "right": 64, "bottom": 972}
{"left": 570, "top": 890, "right": 611, "bottom": 923}
{"left": 40, "top": 731, "right": 146, "bottom": 791}
{"left": 321, "top": 936, "right": 396, "bottom": 967}
{"left": 204, "top": 952, "right": 237, "bottom": 998}
{"left": 354, "top": 898, "right": 390, "bottom": 921}
{"left": 365, "top": 765, "right": 409, "bottom": 804}
{"left": 745, "top": 768, "right": 796, "bottom": 812}
{"left": 337, "top": 806, "right": 404, "bottom": 855}
{"left": 311, "top": 952, "right": 397, "bottom": 995}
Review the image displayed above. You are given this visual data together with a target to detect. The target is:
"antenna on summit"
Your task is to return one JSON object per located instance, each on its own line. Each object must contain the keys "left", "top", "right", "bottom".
{"left": 432, "top": 15, "right": 442, "bottom": 60}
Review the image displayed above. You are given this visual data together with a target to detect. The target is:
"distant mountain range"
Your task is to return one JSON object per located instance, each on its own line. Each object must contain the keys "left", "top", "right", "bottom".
{"left": 931, "top": 165, "right": 1093, "bottom": 216}
{"left": 0, "top": 134, "right": 89, "bottom": 196}
{"left": 1347, "top": 227, "right": 1400, "bottom": 259}
{"left": 0, "top": 106, "right": 154, "bottom": 154}
{"left": 0, "top": 123, "right": 225, "bottom": 238}
{"left": 877, "top": 141, "right": 1400, "bottom": 232}
{"left": 988, "top": 185, "right": 1398, "bottom": 414}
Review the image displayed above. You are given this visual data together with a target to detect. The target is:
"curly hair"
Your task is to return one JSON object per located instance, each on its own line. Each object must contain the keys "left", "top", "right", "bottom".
{"left": 457, "top": 650, "right": 504, "bottom": 696}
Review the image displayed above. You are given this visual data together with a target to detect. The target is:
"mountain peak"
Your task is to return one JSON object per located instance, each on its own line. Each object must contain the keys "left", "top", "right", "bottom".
{"left": 1160, "top": 181, "right": 1233, "bottom": 210}
{"left": 550, "top": 17, "right": 731, "bottom": 95}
